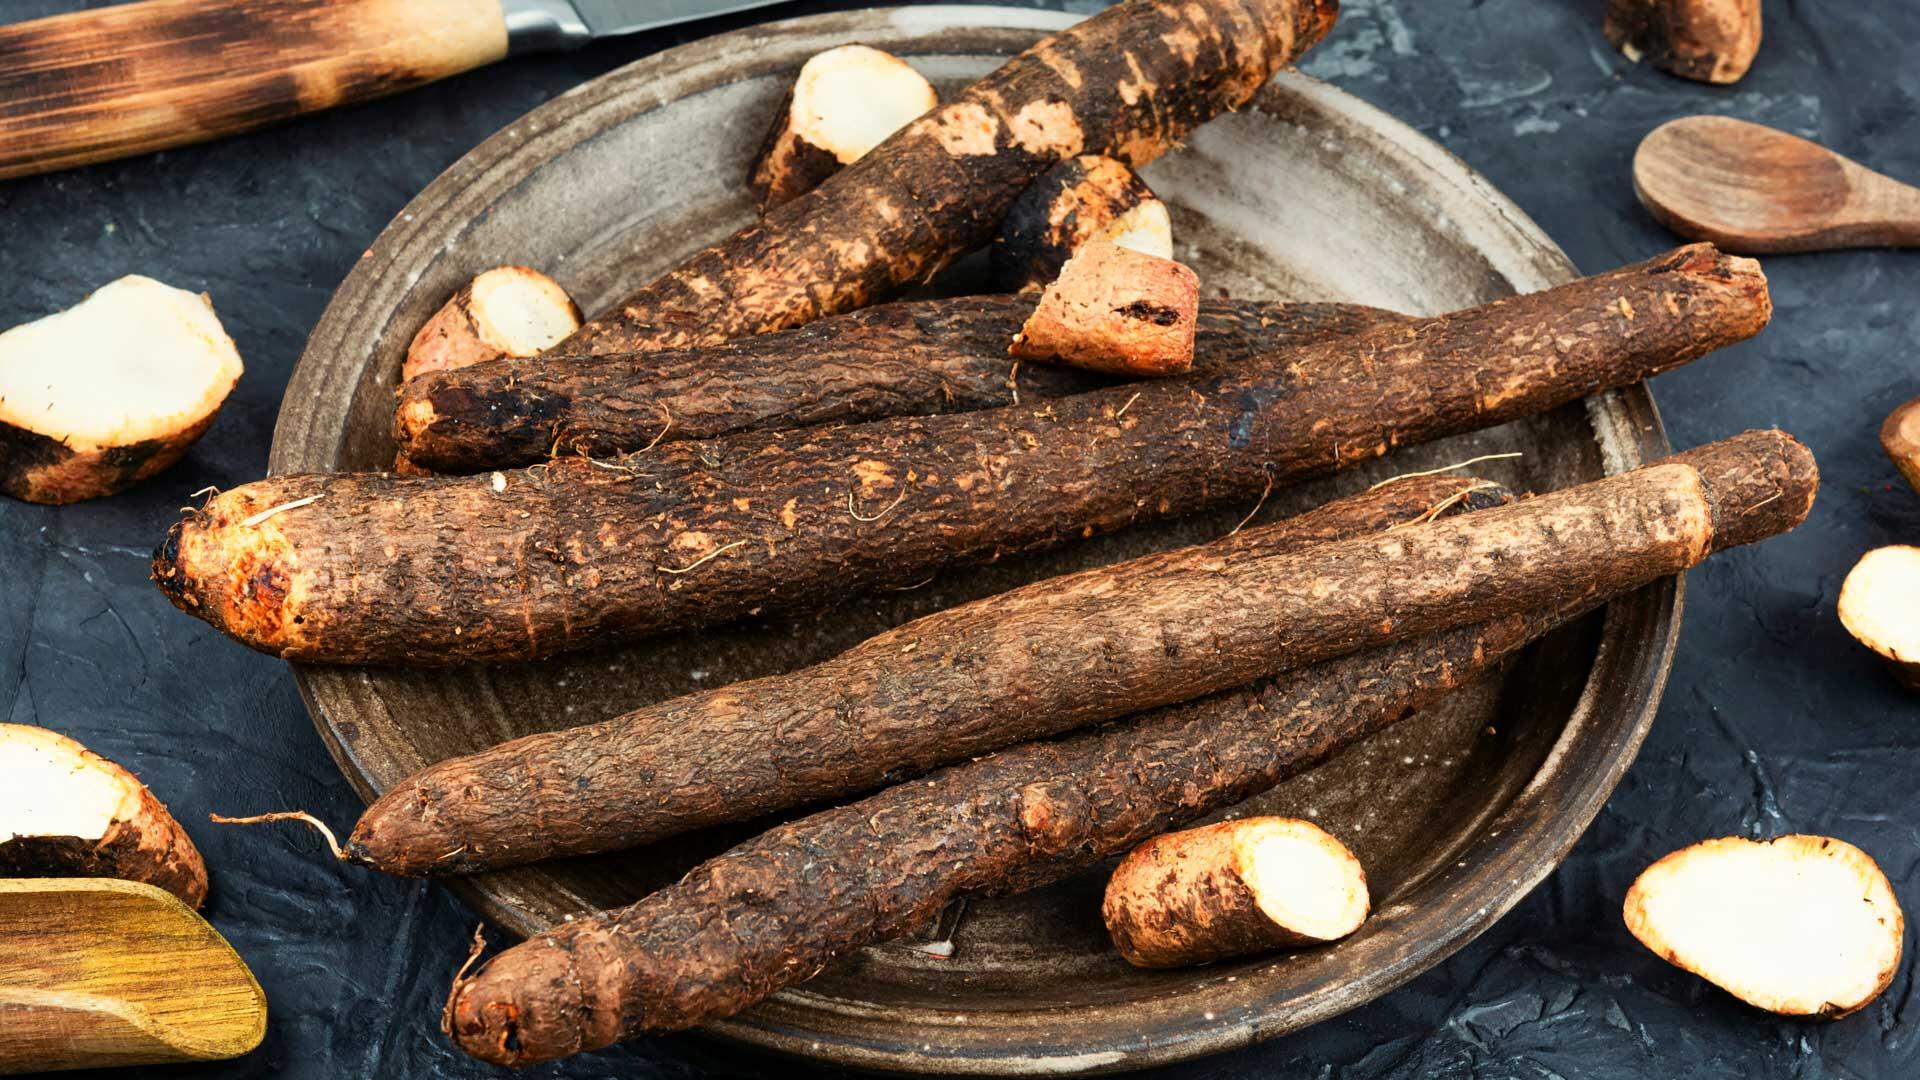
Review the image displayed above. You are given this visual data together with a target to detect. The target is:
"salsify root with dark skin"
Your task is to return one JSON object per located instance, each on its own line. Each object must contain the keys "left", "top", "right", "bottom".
{"left": 445, "top": 613, "right": 1566, "bottom": 1066}
{"left": 343, "top": 429, "right": 1815, "bottom": 877}
{"left": 439, "top": 427, "right": 1814, "bottom": 1066}
{"left": 550, "top": 0, "right": 1339, "bottom": 357}
{"left": 154, "top": 246, "right": 1771, "bottom": 667}
{"left": 349, "top": 476, "right": 1507, "bottom": 874}
{"left": 394, "top": 297, "right": 1401, "bottom": 474}
{"left": 216, "top": 475, "right": 1484, "bottom": 868}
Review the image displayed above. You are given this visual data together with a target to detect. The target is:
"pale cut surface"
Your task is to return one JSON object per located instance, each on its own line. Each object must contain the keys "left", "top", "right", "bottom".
{"left": 1238, "top": 819, "right": 1370, "bottom": 941}
{"left": 468, "top": 267, "right": 580, "bottom": 356}
{"left": 1624, "top": 835, "right": 1904, "bottom": 1016}
{"left": 790, "top": 44, "right": 937, "bottom": 163}
{"left": 1838, "top": 546, "right": 1920, "bottom": 663}
{"left": 1095, "top": 198, "right": 1174, "bottom": 260}
{"left": 0, "top": 724, "right": 139, "bottom": 842}
{"left": 0, "top": 275, "right": 242, "bottom": 450}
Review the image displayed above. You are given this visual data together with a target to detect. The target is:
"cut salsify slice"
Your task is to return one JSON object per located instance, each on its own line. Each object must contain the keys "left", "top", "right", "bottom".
{"left": 0, "top": 275, "right": 241, "bottom": 504}
{"left": 1624, "top": 835, "right": 1903, "bottom": 1016}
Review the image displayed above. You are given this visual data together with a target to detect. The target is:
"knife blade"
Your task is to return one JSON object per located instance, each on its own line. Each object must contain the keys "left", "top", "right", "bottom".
{"left": 0, "top": 0, "right": 797, "bottom": 182}
{"left": 506, "top": 0, "right": 798, "bottom": 51}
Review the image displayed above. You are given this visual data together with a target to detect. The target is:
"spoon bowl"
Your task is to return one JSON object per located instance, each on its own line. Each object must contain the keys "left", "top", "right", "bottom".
{"left": 1635, "top": 116, "right": 1920, "bottom": 253}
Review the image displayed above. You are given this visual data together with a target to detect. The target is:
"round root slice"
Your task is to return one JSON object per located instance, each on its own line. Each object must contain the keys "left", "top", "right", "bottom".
{"left": 0, "top": 275, "right": 242, "bottom": 505}
{"left": 1880, "top": 397, "right": 1920, "bottom": 497}
{"left": 1603, "top": 0, "right": 1763, "bottom": 85}
{"left": 1102, "top": 817, "right": 1369, "bottom": 969}
{"left": 0, "top": 723, "right": 208, "bottom": 908}
{"left": 993, "top": 155, "right": 1175, "bottom": 293}
{"left": 1838, "top": 545, "right": 1920, "bottom": 691}
{"left": 1624, "top": 835, "right": 1904, "bottom": 1017}
{"left": 747, "top": 44, "right": 938, "bottom": 212}
{"left": 401, "top": 266, "right": 582, "bottom": 384}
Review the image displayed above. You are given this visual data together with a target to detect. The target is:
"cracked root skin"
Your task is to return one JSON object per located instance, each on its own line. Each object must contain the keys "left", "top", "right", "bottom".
{"left": 437, "top": 482, "right": 1537, "bottom": 1067}
{"left": 445, "top": 603, "right": 1579, "bottom": 1066}
{"left": 1604, "top": 0, "right": 1763, "bottom": 84}
{"left": 395, "top": 296, "right": 1397, "bottom": 474}
{"left": 554, "top": 0, "right": 1339, "bottom": 356}
{"left": 439, "top": 433, "right": 1815, "bottom": 1066}
{"left": 348, "top": 477, "right": 1510, "bottom": 875}
{"left": 153, "top": 246, "right": 1771, "bottom": 666}
{"left": 351, "top": 431, "right": 1813, "bottom": 877}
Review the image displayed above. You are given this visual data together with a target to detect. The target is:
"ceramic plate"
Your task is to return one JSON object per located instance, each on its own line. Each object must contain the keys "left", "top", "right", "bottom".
{"left": 271, "top": 8, "right": 1679, "bottom": 1073}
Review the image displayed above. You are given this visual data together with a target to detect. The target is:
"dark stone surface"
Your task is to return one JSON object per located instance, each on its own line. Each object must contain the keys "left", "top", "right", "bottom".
{"left": 2, "top": 0, "right": 1916, "bottom": 1076}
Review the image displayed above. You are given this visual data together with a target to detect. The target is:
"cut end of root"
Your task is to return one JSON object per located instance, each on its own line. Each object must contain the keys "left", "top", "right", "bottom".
{"left": 402, "top": 267, "right": 580, "bottom": 384}
{"left": 1838, "top": 546, "right": 1920, "bottom": 691}
{"left": 1624, "top": 835, "right": 1904, "bottom": 1016}
{"left": 1235, "top": 819, "right": 1371, "bottom": 942}
{"left": 1103, "top": 817, "right": 1368, "bottom": 968}
{"left": 790, "top": 45, "right": 937, "bottom": 165}
{"left": 1010, "top": 240, "right": 1199, "bottom": 376}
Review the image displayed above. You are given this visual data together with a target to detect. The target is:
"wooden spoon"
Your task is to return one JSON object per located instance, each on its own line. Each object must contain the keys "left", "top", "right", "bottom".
{"left": 1634, "top": 116, "right": 1920, "bottom": 253}
{"left": 0, "top": 878, "right": 266, "bottom": 1073}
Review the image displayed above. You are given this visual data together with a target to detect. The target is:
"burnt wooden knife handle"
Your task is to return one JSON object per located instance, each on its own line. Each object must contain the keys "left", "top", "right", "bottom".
{"left": 0, "top": 0, "right": 509, "bottom": 181}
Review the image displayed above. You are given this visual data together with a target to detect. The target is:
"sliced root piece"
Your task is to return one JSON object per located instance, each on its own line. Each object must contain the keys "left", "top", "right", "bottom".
{"left": 0, "top": 723, "right": 208, "bottom": 908}
{"left": 401, "top": 266, "right": 581, "bottom": 384}
{"left": 1102, "top": 817, "right": 1369, "bottom": 968}
{"left": 1624, "top": 835, "right": 1903, "bottom": 1016}
{"left": 992, "top": 155, "right": 1175, "bottom": 292}
{"left": 0, "top": 275, "right": 242, "bottom": 505}
{"left": 1604, "top": 0, "right": 1763, "bottom": 84}
{"left": 748, "top": 44, "right": 938, "bottom": 212}
{"left": 1879, "top": 397, "right": 1920, "bottom": 497}
{"left": 1838, "top": 545, "right": 1920, "bottom": 691}
{"left": 1010, "top": 240, "right": 1199, "bottom": 376}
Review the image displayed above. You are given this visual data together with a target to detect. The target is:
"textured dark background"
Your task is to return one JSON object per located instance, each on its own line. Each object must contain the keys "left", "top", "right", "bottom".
{"left": 3, "top": 0, "right": 1917, "bottom": 1076}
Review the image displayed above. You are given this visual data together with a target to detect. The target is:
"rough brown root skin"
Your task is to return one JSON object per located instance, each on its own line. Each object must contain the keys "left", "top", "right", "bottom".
{"left": 349, "top": 477, "right": 1509, "bottom": 874}
{"left": 0, "top": 724, "right": 209, "bottom": 908}
{"left": 1009, "top": 241, "right": 1199, "bottom": 375}
{"left": 553, "top": 0, "right": 1339, "bottom": 356}
{"left": 401, "top": 267, "right": 580, "bottom": 385}
{"left": 355, "top": 431, "right": 1811, "bottom": 875}
{"left": 154, "top": 246, "right": 1772, "bottom": 666}
{"left": 2, "top": 413, "right": 222, "bottom": 507}
{"left": 395, "top": 297, "right": 1397, "bottom": 474}
{"left": 1837, "top": 546, "right": 1920, "bottom": 692}
{"left": 747, "top": 45, "right": 938, "bottom": 212}
{"left": 0, "top": 276, "right": 243, "bottom": 506}
{"left": 992, "top": 155, "right": 1173, "bottom": 292}
{"left": 1880, "top": 397, "right": 1920, "bottom": 497}
{"left": 1604, "top": 0, "right": 1762, "bottom": 84}
{"left": 443, "top": 601, "right": 1580, "bottom": 1067}
{"left": 1624, "top": 835, "right": 1903, "bottom": 1017}
{"left": 1102, "top": 818, "right": 1369, "bottom": 968}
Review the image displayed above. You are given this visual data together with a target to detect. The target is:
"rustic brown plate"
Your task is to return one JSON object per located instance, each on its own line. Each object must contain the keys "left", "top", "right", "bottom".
{"left": 271, "top": 7, "right": 1680, "bottom": 1074}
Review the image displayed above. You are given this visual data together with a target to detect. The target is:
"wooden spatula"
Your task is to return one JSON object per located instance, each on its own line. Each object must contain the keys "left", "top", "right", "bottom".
{"left": 0, "top": 878, "right": 266, "bottom": 1074}
{"left": 1634, "top": 116, "right": 1920, "bottom": 253}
